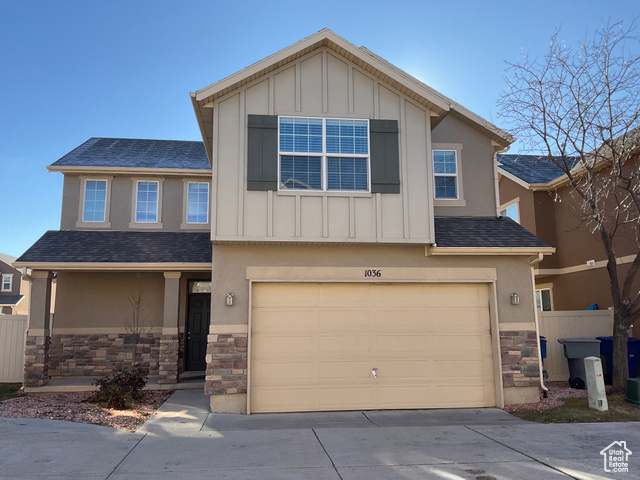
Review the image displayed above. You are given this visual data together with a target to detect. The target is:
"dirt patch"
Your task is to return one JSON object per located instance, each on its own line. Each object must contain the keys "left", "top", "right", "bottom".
{"left": 504, "top": 381, "right": 618, "bottom": 413}
{"left": 0, "top": 390, "right": 174, "bottom": 432}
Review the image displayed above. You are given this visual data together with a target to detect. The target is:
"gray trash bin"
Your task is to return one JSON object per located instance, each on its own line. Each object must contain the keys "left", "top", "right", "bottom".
{"left": 557, "top": 337, "right": 601, "bottom": 389}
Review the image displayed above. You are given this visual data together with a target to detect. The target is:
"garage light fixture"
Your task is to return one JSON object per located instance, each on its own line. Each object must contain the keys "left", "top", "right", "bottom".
{"left": 226, "top": 293, "right": 235, "bottom": 306}
{"left": 510, "top": 292, "right": 520, "bottom": 305}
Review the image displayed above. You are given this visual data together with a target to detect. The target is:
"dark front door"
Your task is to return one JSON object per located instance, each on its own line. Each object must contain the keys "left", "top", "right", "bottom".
{"left": 185, "top": 292, "right": 210, "bottom": 371}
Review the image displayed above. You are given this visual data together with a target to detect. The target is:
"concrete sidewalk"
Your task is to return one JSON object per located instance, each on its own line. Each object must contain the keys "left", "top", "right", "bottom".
{"left": 1, "top": 389, "right": 638, "bottom": 479}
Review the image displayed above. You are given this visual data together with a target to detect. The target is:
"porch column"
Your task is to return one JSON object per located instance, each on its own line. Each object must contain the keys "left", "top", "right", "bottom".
{"left": 24, "top": 270, "right": 53, "bottom": 387}
{"left": 158, "top": 272, "right": 181, "bottom": 384}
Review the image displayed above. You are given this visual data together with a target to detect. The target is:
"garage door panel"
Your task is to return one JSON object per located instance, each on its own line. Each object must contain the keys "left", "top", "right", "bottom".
{"left": 375, "top": 310, "right": 428, "bottom": 328}
{"left": 251, "top": 335, "right": 315, "bottom": 357}
{"left": 318, "top": 335, "right": 372, "bottom": 355}
{"left": 376, "top": 335, "right": 431, "bottom": 355}
{"left": 252, "top": 309, "right": 318, "bottom": 332}
{"left": 250, "top": 282, "right": 495, "bottom": 413}
{"left": 252, "top": 387, "right": 318, "bottom": 413}
{"left": 252, "top": 361, "right": 315, "bottom": 384}
{"left": 318, "top": 310, "right": 371, "bottom": 329}
{"left": 318, "top": 361, "right": 374, "bottom": 381}
{"left": 429, "top": 308, "right": 489, "bottom": 327}
{"left": 376, "top": 360, "right": 434, "bottom": 380}
{"left": 434, "top": 359, "right": 491, "bottom": 378}
{"left": 318, "top": 386, "right": 376, "bottom": 410}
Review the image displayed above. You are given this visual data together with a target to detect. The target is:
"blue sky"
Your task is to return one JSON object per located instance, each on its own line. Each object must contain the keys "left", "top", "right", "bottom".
{"left": 1, "top": 0, "right": 637, "bottom": 257}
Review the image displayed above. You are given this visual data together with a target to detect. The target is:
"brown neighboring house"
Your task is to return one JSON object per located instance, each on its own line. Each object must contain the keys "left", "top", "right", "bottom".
{"left": 498, "top": 154, "right": 640, "bottom": 327}
{"left": 16, "top": 29, "right": 554, "bottom": 413}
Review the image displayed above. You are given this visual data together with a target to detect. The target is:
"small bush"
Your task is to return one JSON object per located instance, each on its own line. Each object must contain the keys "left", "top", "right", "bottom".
{"left": 85, "top": 365, "right": 148, "bottom": 409}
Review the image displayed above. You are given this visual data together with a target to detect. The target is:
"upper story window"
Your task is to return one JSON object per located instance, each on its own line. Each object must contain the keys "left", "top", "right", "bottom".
{"left": 135, "top": 181, "right": 159, "bottom": 223}
{"left": 130, "top": 179, "right": 163, "bottom": 229}
{"left": 1, "top": 274, "right": 12, "bottom": 292}
{"left": 500, "top": 202, "right": 519, "bottom": 223}
{"left": 82, "top": 180, "right": 107, "bottom": 222}
{"left": 433, "top": 150, "right": 458, "bottom": 199}
{"left": 77, "top": 177, "right": 112, "bottom": 228}
{"left": 278, "top": 117, "right": 370, "bottom": 192}
{"left": 187, "top": 182, "right": 209, "bottom": 224}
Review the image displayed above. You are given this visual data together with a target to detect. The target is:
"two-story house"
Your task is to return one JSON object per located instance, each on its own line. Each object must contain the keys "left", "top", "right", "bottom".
{"left": 498, "top": 154, "right": 640, "bottom": 326}
{"left": 0, "top": 253, "right": 25, "bottom": 314}
{"left": 16, "top": 29, "right": 552, "bottom": 413}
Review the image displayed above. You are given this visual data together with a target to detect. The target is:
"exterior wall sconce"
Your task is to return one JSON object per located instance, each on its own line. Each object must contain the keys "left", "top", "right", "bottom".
{"left": 510, "top": 292, "right": 520, "bottom": 305}
{"left": 226, "top": 293, "right": 234, "bottom": 306}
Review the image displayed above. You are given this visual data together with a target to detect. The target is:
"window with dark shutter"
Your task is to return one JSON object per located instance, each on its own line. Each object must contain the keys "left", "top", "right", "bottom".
{"left": 369, "top": 119, "right": 400, "bottom": 193}
{"left": 247, "top": 114, "right": 278, "bottom": 191}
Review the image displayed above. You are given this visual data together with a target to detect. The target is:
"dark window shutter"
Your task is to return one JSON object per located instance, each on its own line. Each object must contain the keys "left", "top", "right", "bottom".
{"left": 247, "top": 114, "right": 278, "bottom": 191}
{"left": 369, "top": 119, "right": 400, "bottom": 193}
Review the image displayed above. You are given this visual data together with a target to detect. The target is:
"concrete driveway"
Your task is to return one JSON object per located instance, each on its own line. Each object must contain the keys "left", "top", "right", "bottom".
{"left": 1, "top": 390, "right": 637, "bottom": 479}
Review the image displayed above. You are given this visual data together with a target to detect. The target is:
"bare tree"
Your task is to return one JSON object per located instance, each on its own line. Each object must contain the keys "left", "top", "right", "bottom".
{"left": 124, "top": 273, "right": 152, "bottom": 369}
{"left": 498, "top": 20, "right": 640, "bottom": 393}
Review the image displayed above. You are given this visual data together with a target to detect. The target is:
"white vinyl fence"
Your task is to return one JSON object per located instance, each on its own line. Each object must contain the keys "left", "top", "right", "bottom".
{"left": 0, "top": 315, "right": 27, "bottom": 382}
{"left": 538, "top": 309, "right": 614, "bottom": 381}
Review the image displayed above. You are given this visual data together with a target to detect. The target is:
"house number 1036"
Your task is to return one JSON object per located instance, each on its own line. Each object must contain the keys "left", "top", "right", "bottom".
{"left": 364, "top": 269, "right": 382, "bottom": 278}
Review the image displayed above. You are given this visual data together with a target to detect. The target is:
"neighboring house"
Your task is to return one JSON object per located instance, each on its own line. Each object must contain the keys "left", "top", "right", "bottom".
{"left": 498, "top": 154, "right": 639, "bottom": 315}
{"left": 0, "top": 253, "right": 25, "bottom": 315}
{"left": 16, "top": 29, "right": 553, "bottom": 414}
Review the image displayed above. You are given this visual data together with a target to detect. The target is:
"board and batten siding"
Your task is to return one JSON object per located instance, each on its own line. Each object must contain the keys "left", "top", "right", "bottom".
{"left": 211, "top": 47, "right": 434, "bottom": 244}
{"left": 0, "top": 315, "right": 27, "bottom": 382}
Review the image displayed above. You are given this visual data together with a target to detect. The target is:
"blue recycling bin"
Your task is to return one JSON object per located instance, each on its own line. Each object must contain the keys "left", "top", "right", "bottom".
{"left": 540, "top": 336, "right": 547, "bottom": 360}
{"left": 596, "top": 336, "right": 640, "bottom": 383}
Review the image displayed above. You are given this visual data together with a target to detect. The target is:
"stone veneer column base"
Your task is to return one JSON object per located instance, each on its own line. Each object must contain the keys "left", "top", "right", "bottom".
{"left": 24, "top": 335, "right": 51, "bottom": 387}
{"left": 158, "top": 334, "right": 181, "bottom": 384}
{"left": 205, "top": 332, "right": 247, "bottom": 413}
{"left": 500, "top": 330, "right": 541, "bottom": 403}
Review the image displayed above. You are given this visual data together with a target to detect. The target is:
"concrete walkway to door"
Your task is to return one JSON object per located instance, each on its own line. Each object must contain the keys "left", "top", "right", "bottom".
{"left": 1, "top": 389, "right": 638, "bottom": 479}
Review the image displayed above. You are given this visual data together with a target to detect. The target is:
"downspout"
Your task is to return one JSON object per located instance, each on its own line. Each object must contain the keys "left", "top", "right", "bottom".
{"left": 493, "top": 145, "right": 510, "bottom": 217}
{"left": 530, "top": 252, "right": 549, "bottom": 397}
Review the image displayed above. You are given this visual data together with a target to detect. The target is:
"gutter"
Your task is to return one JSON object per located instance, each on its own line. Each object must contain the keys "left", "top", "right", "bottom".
{"left": 530, "top": 252, "right": 549, "bottom": 398}
{"left": 494, "top": 144, "right": 511, "bottom": 217}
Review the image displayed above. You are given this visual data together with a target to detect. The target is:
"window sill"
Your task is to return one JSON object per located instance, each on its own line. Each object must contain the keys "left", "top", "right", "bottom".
{"left": 76, "top": 221, "right": 112, "bottom": 229}
{"left": 277, "top": 190, "right": 372, "bottom": 198}
{"left": 434, "top": 198, "right": 466, "bottom": 207}
{"left": 128, "top": 222, "right": 164, "bottom": 229}
{"left": 180, "top": 222, "right": 210, "bottom": 230}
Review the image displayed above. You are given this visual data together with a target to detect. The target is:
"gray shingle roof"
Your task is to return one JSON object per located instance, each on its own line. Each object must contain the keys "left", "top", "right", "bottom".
{"left": 0, "top": 294, "right": 24, "bottom": 306}
{"left": 51, "top": 138, "right": 210, "bottom": 170}
{"left": 16, "top": 231, "right": 211, "bottom": 264}
{"left": 498, "top": 154, "right": 580, "bottom": 184}
{"left": 434, "top": 216, "right": 551, "bottom": 248}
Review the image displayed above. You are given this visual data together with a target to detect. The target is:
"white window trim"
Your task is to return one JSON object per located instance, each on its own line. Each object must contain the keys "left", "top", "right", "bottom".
{"left": 181, "top": 179, "right": 210, "bottom": 230}
{"left": 1, "top": 274, "right": 13, "bottom": 292}
{"left": 277, "top": 116, "right": 371, "bottom": 194}
{"left": 535, "top": 285, "right": 554, "bottom": 311}
{"left": 500, "top": 197, "right": 520, "bottom": 224}
{"left": 129, "top": 178, "right": 164, "bottom": 229}
{"left": 432, "top": 143, "right": 465, "bottom": 207}
{"left": 76, "top": 176, "right": 113, "bottom": 228}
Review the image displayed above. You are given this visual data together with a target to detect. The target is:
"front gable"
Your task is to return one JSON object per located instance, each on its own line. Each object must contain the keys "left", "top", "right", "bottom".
{"left": 193, "top": 30, "right": 513, "bottom": 245}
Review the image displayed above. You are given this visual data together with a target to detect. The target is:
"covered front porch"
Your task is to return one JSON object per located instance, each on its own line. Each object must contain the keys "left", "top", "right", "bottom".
{"left": 13, "top": 230, "right": 212, "bottom": 389}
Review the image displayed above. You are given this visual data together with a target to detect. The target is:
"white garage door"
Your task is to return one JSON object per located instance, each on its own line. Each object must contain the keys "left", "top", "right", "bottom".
{"left": 250, "top": 282, "right": 495, "bottom": 413}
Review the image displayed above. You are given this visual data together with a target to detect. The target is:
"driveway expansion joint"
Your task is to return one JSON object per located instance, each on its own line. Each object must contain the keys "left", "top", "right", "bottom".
{"left": 105, "top": 432, "right": 147, "bottom": 479}
{"left": 361, "top": 411, "right": 381, "bottom": 427}
{"left": 464, "top": 425, "right": 578, "bottom": 479}
{"left": 312, "top": 428, "right": 345, "bottom": 480}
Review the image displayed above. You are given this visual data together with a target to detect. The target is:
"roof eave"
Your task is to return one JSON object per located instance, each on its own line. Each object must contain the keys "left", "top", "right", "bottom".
{"left": 47, "top": 165, "right": 211, "bottom": 176}
{"left": 11, "top": 262, "right": 212, "bottom": 272}
{"left": 427, "top": 246, "right": 556, "bottom": 256}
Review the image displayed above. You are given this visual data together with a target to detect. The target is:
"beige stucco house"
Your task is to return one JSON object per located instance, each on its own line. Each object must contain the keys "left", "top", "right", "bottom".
{"left": 16, "top": 29, "right": 553, "bottom": 413}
